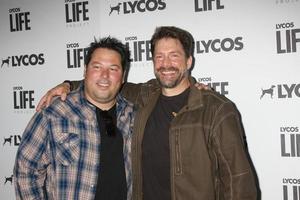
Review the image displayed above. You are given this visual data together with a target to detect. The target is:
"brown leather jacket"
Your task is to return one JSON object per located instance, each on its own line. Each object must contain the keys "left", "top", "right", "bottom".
{"left": 121, "top": 78, "right": 257, "bottom": 200}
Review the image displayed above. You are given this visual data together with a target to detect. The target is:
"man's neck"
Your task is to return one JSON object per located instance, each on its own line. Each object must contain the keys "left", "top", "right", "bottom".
{"left": 96, "top": 101, "right": 116, "bottom": 111}
{"left": 87, "top": 98, "right": 116, "bottom": 111}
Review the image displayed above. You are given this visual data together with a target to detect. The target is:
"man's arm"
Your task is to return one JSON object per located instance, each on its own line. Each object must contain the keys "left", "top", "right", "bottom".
{"left": 121, "top": 82, "right": 144, "bottom": 104}
{"left": 36, "top": 79, "right": 210, "bottom": 111}
{"left": 212, "top": 102, "right": 257, "bottom": 200}
{"left": 36, "top": 80, "right": 81, "bottom": 111}
{"left": 35, "top": 80, "right": 139, "bottom": 110}
{"left": 36, "top": 80, "right": 143, "bottom": 110}
{"left": 14, "top": 112, "right": 50, "bottom": 199}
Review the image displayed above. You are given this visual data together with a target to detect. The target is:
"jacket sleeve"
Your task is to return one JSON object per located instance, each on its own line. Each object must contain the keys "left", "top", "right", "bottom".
{"left": 211, "top": 102, "right": 257, "bottom": 200}
{"left": 120, "top": 82, "right": 143, "bottom": 104}
{"left": 121, "top": 79, "right": 161, "bottom": 105}
{"left": 70, "top": 80, "right": 82, "bottom": 91}
{"left": 14, "top": 112, "right": 50, "bottom": 200}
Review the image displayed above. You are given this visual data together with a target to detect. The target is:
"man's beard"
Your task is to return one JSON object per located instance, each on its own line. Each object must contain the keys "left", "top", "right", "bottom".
{"left": 155, "top": 66, "right": 189, "bottom": 88}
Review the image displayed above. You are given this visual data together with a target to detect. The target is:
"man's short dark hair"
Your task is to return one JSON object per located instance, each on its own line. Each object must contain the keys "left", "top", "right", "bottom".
{"left": 150, "top": 26, "right": 195, "bottom": 58}
{"left": 85, "top": 37, "right": 131, "bottom": 73}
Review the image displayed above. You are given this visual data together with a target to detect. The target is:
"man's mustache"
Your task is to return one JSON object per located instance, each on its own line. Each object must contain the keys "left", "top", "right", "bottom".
{"left": 157, "top": 67, "right": 179, "bottom": 73}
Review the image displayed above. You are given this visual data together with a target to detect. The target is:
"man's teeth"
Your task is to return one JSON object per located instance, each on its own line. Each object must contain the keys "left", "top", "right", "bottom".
{"left": 97, "top": 82, "right": 109, "bottom": 86}
{"left": 162, "top": 71, "right": 175, "bottom": 74}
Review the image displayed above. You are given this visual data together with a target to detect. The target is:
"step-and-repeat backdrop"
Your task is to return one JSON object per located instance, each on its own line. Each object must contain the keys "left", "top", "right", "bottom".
{"left": 0, "top": 0, "right": 299, "bottom": 199}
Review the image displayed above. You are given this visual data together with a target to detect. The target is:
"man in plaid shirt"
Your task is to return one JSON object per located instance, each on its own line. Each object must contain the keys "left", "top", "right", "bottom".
{"left": 13, "top": 37, "right": 135, "bottom": 200}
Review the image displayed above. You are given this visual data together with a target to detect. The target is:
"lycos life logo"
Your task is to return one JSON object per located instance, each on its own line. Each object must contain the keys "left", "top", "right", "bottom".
{"left": 125, "top": 36, "right": 152, "bottom": 62}
{"left": 3, "top": 135, "right": 22, "bottom": 147}
{"left": 198, "top": 77, "right": 229, "bottom": 95}
{"left": 108, "top": 0, "right": 166, "bottom": 16}
{"left": 196, "top": 37, "right": 243, "bottom": 54}
{"left": 13, "top": 86, "right": 35, "bottom": 111}
{"left": 65, "top": 0, "right": 89, "bottom": 27}
{"left": 1, "top": 53, "right": 45, "bottom": 68}
{"left": 9, "top": 7, "right": 31, "bottom": 32}
{"left": 194, "top": 0, "right": 224, "bottom": 12}
{"left": 282, "top": 178, "right": 300, "bottom": 200}
{"left": 276, "top": 22, "right": 300, "bottom": 54}
{"left": 280, "top": 126, "right": 300, "bottom": 157}
{"left": 66, "top": 43, "right": 88, "bottom": 68}
{"left": 260, "top": 84, "right": 300, "bottom": 99}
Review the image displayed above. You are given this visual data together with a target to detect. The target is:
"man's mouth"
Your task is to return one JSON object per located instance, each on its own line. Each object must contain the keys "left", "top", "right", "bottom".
{"left": 159, "top": 67, "right": 178, "bottom": 77}
{"left": 96, "top": 80, "right": 110, "bottom": 87}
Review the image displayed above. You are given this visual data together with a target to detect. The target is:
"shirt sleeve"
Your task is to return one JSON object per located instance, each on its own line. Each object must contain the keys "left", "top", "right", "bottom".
{"left": 14, "top": 111, "right": 51, "bottom": 200}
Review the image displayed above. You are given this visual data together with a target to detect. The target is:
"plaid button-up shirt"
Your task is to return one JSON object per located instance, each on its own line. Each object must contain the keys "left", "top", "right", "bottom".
{"left": 14, "top": 84, "right": 135, "bottom": 200}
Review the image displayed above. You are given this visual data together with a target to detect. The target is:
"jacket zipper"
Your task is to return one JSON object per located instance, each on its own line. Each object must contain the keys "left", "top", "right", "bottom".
{"left": 175, "top": 132, "right": 182, "bottom": 175}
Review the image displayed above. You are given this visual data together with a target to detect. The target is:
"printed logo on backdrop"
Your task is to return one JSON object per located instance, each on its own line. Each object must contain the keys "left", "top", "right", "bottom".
{"left": 282, "top": 178, "right": 300, "bottom": 200}
{"left": 194, "top": 0, "right": 224, "bottom": 12}
{"left": 1, "top": 53, "right": 45, "bottom": 69}
{"left": 65, "top": 0, "right": 89, "bottom": 27}
{"left": 8, "top": 7, "right": 31, "bottom": 32}
{"left": 276, "top": 22, "right": 300, "bottom": 54}
{"left": 280, "top": 126, "right": 300, "bottom": 157}
{"left": 66, "top": 43, "right": 88, "bottom": 68}
{"left": 125, "top": 36, "right": 152, "bottom": 68}
{"left": 198, "top": 77, "right": 229, "bottom": 95}
{"left": 196, "top": 37, "right": 243, "bottom": 54}
{"left": 3, "top": 135, "right": 22, "bottom": 147}
{"left": 276, "top": 0, "right": 299, "bottom": 4}
{"left": 260, "top": 84, "right": 300, "bottom": 99}
{"left": 13, "top": 86, "right": 35, "bottom": 114}
{"left": 4, "top": 175, "right": 14, "bottom": 185}
{"left": 108, "top": 0, "right": 166, "bottom": 16}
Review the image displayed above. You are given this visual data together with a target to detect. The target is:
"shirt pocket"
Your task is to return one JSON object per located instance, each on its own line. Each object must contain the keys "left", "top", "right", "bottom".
{"left": 52, "top": 127, "right": 80, "bottom": 166}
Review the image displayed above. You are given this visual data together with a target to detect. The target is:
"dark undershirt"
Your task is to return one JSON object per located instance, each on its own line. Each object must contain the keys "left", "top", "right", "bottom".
{"left": 94, "top": 105, "right": 127, "bottom": 200}
{"left": 142, "top": 88, "right": 190, "bottom": 200}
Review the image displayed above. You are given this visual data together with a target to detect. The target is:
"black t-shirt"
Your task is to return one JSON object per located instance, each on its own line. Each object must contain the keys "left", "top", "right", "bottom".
{"left": 94, "top": 105, "right": 127, "bottom": 200}
{"left": 142, "top": 88, "right": 190, "bottom": 200}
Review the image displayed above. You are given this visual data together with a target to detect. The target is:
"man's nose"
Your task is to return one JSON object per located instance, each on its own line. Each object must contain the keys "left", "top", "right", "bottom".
{"left": 162, "top": 57, "right": 172, "bottom": 66}
{"left": 100, "top": 68, "right": 109, "bottom": 78}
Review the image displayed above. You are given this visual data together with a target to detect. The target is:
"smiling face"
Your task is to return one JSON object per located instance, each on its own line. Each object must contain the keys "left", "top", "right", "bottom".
{"left": 84, "top": 48, "right": 123, "bottom": 110}
{"left": 153, "top": 37, "right": 192, "bottom": 96}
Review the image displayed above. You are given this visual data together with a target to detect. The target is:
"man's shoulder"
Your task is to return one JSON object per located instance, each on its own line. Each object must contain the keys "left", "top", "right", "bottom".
{"left": 201, "top": 90, "right": 238, "bottom": 115}
{"left": 144, "top": 78, "right": 160, "bottom": 88}
{"left": 117, "top": 94, "right": 134, "bottom": 108}
{"left": 202, "top": 90, "right": 231, "bottom": 104}
{"left": 124, "top": 78, "right": 159, "bottom": 89}
{"left": 190, "top": 87, "right": 234, "bottom": 110}
{"left": 44, "top": 90, "right": 81, "bottom": 115}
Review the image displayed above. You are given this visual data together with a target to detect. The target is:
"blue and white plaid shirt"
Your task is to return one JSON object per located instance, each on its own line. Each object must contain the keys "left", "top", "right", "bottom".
{"left": 14, "top": 84, "right": 135, "bottom": 200}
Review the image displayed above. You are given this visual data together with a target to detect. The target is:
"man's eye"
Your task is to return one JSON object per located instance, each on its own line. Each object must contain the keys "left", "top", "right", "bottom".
{"left": 155, "top": 55, "right": 163, "bottom": 60}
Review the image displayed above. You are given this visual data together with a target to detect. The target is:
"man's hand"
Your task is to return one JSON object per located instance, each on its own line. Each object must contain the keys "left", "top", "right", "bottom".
{"left": 194, "top": 82, "right": 211, "bottom": 90}
{"left": 36, "top": 82, "right": 71, "bottom": 111}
